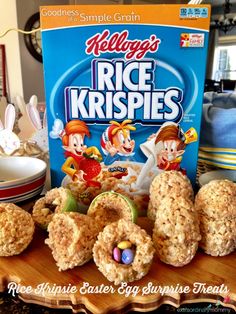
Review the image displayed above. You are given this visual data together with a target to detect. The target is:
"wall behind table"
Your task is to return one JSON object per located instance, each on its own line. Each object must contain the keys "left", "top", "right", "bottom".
{"left": 0, "top": 0, "right": 24, "bottom": 102}
{"left": 16, "top": 0, "right": 69, "bottom": 103}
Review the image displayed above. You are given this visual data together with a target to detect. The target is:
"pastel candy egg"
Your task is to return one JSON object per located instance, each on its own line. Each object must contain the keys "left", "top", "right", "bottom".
{"left": 117, "top": 240, "right": 132, "bottom": 250}
{"left": 113, "top": 247, "right": 121, "bottom": 262}
{"left": 121, "top": 249, "right": 134, "bottom": 265}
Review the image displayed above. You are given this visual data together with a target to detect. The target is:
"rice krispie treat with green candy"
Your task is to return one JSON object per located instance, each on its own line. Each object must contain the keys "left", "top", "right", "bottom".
{"left": 93, "top": 219, "right": 155, "bottom": 285}
{"left": 0, "top": 203, "right": 35, "bottom": 256}
{"left": 153, "top": 197, "right": 201, "bottom": 266}
{"left": 87, "top": 191, "right": 138, "bottom": 231}
{"left": 45, "top": 212, "right": 99, "bottom": 271}
{"left": 195, "top": 179, "right": 236, "bottom": 256}
{"left": 32, "top": 187, "right": 78, "bottom": 229}
{"left": 148, "top": 170, "right": 194, "bottom": 221}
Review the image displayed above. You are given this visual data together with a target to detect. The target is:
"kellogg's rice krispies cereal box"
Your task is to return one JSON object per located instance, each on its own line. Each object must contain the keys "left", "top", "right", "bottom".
{"left": 40, "top": 4, "right": 210, "bottom": 212}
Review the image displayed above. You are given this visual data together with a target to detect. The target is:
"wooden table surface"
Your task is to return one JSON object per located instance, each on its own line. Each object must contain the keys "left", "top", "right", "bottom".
{"left": 0, "top": 210, "right": 235, "bottom": 314}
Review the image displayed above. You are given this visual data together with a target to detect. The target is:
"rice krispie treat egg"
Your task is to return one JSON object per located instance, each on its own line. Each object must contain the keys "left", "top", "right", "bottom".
{"left": 32, "top": 187, "right": 78, "bottom": 229}
{"left": 199, "top": 215, "right": 236, "bottom": 256}
{"left": 87, "top": 191, "right": 138, "bottom": 230}
{"left": 0, "top": 203, "right": 35, "bottom": 256}
{"left": 153, "top": 236, "right": 199, "bottom": 267}
{"left": 93, "top": 219, "right": 155, "bottom": 285}
{"left": 148, "top": 170, "right": 194, "bottom": 221}
{"left": 154, "top": 197, "right": 200, "bottom": 240}
{"left": 45, "top": 212, "right": 99, "bottom": 271}
{"left": 147, "top": 200, "right": 156, "bottom": 221}
{"left": 195, "top": 180, "right": 236, "bottom": 256}
{"left": 195, "top": 180, "right": 236, "bottom": 219}
{"left": 152, "top": 197, "right": 201, "bottom": 267}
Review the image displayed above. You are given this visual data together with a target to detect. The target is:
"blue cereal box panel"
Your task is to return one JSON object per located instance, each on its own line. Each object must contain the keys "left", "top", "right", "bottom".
{"left": 40, "top": 5, "right": 211, "bottom": 212}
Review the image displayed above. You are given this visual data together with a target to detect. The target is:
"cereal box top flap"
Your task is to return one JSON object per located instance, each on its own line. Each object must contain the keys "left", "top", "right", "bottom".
{"left": 40, "top": 5, "right": 211, "bottom": 31}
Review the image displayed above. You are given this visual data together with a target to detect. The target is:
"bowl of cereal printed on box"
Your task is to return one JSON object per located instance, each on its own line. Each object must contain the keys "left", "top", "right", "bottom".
{"left": 62, "top": 161, "right": 161, "bottom": 215}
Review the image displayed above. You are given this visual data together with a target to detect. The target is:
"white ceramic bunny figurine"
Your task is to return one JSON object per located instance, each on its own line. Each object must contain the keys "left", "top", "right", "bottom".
{"left": 15, "top": 95, "right": 37, "bottom": 140}
{"left": 0, "top": 104, "right": 20, "bottom": 155}
{"left": 26, "top": 95, "right": 49, "bottom": 153}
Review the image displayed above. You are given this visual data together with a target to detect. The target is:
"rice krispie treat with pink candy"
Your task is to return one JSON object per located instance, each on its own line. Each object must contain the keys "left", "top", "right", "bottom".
{"left": 45, "top": 212, "right": 99, "bottom": 271}
{"left": 153, "top": 197, "right": 201, "bottom": 266}
{"left": 195, "top": 179, "right": 236, "bottom": 256}
{"left": 93, "top": 219, "right": 155, "bottom": 285}
{"left": 148, "top": 170, "right": 194, "bottom": 221}
{"left": 0, "top": 203, "right": 34, "bottom": 256}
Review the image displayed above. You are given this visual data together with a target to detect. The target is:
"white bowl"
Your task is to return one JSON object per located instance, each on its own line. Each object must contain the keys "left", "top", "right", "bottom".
{"left": 0, "top": 156, "right": 47, "bottom": 203}
{"left": 199, "top": 170, "right": 236, "bottom": 187}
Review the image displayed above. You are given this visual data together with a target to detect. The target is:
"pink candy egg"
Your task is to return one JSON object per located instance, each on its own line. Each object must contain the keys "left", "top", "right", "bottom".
{"left": 113, "top": 247, "right": 121, "bottom": 262}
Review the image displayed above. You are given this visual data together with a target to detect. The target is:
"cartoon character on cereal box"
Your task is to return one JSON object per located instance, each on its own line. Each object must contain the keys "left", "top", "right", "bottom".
{"left": 140, "top": 122, "right": 197, "bottom": 174}
{"left": 50, "top": 119, "right": 102, "bottom": 187}
{"left": 100, "top": 120, "right": 136, "bottom": 166}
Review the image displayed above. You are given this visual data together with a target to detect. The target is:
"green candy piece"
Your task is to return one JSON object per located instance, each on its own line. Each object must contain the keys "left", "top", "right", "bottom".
{"left": 32, "top": 187, "right": 79, "bottom": 231}
{"left": 59, "top": 189, "right": 78, "bottom": 212}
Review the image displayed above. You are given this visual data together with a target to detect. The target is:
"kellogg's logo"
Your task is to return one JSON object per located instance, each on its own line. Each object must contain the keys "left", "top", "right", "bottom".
{"left": 180, "top": 33, "right": 205, "bottom": 48}
{"left": 85, "top": 30, "right": 161, "bottom": 60}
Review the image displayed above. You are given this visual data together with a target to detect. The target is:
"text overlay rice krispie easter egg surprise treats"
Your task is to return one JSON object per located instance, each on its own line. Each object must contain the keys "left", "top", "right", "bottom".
{"left": 152, "top": 197, "right": 201, "bottom": 267}
{"left": 195, "top": 179, "right": 236, "bottom": 256}
{"left": 45, "top": 212, "right": 100, "bottom": 271}
{"left": 32, "top": 187, "right": 78, "bottom": 229}
{"left": 87, "top": 191, "right": 138, "bottom": 231}
{"left": 148, "top": 170, "right": 194, "bottom": 221}
{"left": 93, "top": 219, "right": 155, "bottom": 285}
{"left": 0, "top": 203, "right": 35, "bottom": 256}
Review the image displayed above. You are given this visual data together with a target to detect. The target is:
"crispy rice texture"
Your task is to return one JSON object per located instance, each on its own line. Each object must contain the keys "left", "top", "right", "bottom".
{"left": 32, "top": 187, "right": 71, "bottom": 228}
{"left": 148, "top": 171, "right": 194, "bottom": 221}
{"left": 195, "top": 180, "right": 236, "bottom": 256}
{"left": 93, "top": 219, "right": 155, "bottom": 285}
{"left": 195, "top": 180, "right": 236, "bottom": 219}
{"left": 87, "top": 193, "right": 134, "bottom": 230}
{"left": 198, "top": 215, "right": 236, "bottom": 256}
{"left": 45, "top": 212, "right": 99, "bottom": 271}
{"left": 0, "top": 203, "right": 35, "bottom": 256}
{"left": 147, "top": 200, "right": 155, "bottom": 221}
{"left": 152, "top": 197, "right": 201, "bottom": 267}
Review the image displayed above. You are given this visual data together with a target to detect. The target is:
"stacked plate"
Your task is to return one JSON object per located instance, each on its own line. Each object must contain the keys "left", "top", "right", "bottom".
{"left": 0, "top": 157, "right": 47, "bottom": 203}
{"left": 199, "top": 170, "right": 236, "bottom": 187}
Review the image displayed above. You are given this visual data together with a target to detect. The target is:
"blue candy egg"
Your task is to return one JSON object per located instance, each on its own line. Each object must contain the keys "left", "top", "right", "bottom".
{"left": 121, "top": 249, "right": 134, "bottom": 265}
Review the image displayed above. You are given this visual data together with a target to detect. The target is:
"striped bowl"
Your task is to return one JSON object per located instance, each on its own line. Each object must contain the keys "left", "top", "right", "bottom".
{"left": 0, "top": 157, "right": 47, "bottom": 203}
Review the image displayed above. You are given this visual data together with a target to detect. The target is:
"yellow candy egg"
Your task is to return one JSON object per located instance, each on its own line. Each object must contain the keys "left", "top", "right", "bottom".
{"left": 117, "top": 240, "right": 132, "bottom": 250}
